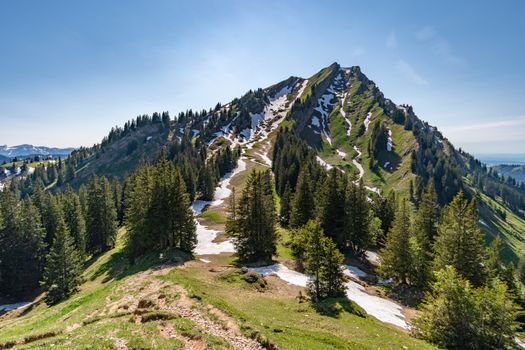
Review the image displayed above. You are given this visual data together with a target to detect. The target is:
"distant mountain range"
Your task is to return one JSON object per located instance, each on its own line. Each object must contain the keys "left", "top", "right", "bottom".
{"left": 475, "top": 153, "right": 525, "bottom": 166}
{"left": 0, "top": 144, "right": 75, "bottom": 159}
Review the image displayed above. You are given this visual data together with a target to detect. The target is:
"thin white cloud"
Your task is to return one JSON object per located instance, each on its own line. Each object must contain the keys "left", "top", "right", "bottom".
{"left": 386, "top": 31, "right": 397, "bottom": 49}
{"left": 396, "top": 60, "right": 429, "bottom": 86}
{"left": 440, "top": 116, "right": 525, "bottom": 153}
{"left": 415, "top": 26, "right": 464, "bottom": 65}
{"left": 441, "top": 116, "right": 525, "bottom": 132}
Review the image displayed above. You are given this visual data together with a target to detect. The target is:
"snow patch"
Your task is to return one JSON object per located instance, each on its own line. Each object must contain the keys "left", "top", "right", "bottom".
{"left": 311, "top": 116, "right": 320, "bottom": 128}
{"left": 336, "top": 149, "right": 347, "bottom": 158}
{"left": 249, "top": 264, "right": 309, "bottom": 287}
{"left": 251, "top": 264, "right": 408, "bottom": 329}
{"left": 194, "top": 220, "right": 235, "bottom": 255}
{"left": 316, "top": 156, "right": 333, "bottom": 170}
{"left": 365, "top": 251, "right": 381, "bottom": 265}
{"left": 364, "top": 112, "right": 372, "bottom": 132}
{"left": 479, "top": 219, "right": 489, "bottom": 228}
{"left": 0, "top": 302, "right": 31, "bottom": 312}
{"left": 345, "top": 265, "right": 368, "bottom": 279}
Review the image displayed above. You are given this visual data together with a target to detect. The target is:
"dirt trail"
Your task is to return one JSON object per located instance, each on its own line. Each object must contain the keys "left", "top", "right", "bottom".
{"left": 102, "top": 266, "right": 264, "bottom": 350}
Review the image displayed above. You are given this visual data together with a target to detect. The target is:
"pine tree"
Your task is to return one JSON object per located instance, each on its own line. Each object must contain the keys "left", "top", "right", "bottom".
{"left": 0, "top": 192, "right": 46, "bottom": 296}
{"left": 318, "top": 168, "right": 346, "bottom": 246}
{"left": 124, "top": 165, "right": 152, "bottom": 259}
{"left": 289, "top": 166, "right": 314, "bottom": 228}
{"left": 86, "top": 175, "right": 117, "bottom": 254}
{"left": 343, "top": 180, "right": 371, "bottom": 255}
{"left": 380, "top": 200, "right": 412, "bottom": 284}
{"left": 41, "top": 210, "right": 82, "bottom": 305}
{"left": 61, "top": 185, "right": 86, "bottom": 256}
{"left": 433, "top": 192, "right": 486, "bottom": 286}
{"left": 411, "top": 181, "right": 438, "bottom": 287}
{"left": 413, "top": 266, "right": 517, "bottom": 350}
{"left": 301, "top": 221, "right": 347, "bottom": 301}
{"left": 124, "top": 160, "right": 196, "bottom": 260}
{"left": 279, "top": 183, "right": 292, "bottom": 226}
{"left": 227, "top": 170, "right": 276, "bottom": 262}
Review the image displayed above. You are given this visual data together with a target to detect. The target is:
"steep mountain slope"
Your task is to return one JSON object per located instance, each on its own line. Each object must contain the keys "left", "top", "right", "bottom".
{"left": 2, "top": 62, "right": 524, "bottom": 349}
{"left": 65, "top": 62, "right": 525, "bottom": 260}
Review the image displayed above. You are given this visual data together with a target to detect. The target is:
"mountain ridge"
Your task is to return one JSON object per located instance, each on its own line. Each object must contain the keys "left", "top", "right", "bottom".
{"left": 0, "top": 144, "right": 75, "bottom": 158}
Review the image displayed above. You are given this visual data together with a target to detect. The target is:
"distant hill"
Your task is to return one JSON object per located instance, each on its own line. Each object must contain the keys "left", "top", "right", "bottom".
{"left": 493, "top": 164, "right": 525, "bottom": 184}
{"left": 476, "top": 154, "right": 525, "bottom": 166}
{"left": 0, "top": 144, "right": 75, "bottom": 159}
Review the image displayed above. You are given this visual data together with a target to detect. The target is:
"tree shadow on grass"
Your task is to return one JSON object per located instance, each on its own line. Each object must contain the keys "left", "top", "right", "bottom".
{"left": 313, "top": 297, "right": 367, "bottom": 319}
{"left": 86, "top": 248, "right": 192, "bottom": 284}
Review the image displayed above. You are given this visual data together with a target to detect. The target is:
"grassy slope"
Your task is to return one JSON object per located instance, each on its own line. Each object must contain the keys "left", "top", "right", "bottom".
{"left": 0, "top": 228, "right": 436, "bottom": 350}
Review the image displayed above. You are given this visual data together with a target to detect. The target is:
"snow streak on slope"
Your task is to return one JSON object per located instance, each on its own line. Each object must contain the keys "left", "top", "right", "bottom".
{"left": 387, "top": 129, "right": 393, "bottom": 152}
{"left": 316, "top": 156, "right": 333, "bottom": 170}
{"left": 192, "top": 157, "right": 247, "bottom": 255}
{"left": 364, "top": 112, "right": 372, "bottom": 132}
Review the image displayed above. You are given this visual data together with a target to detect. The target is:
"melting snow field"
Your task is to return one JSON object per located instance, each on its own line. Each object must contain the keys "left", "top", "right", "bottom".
{"left": 249, "top": 264, "right": 309, "bottom": 287}
{"left": 192, "top": 157, "right": 247, "bottom": 255}
{"left": 386, "top": 129, "right": 393, "bottom": 152}
{"left": 250, "top": 263, "right": 408, "bottom": 329}
{"left": 211, "top": 158, "right": 247, "bottom": 207}
{"left": 194, "top": 221, "right": 235, "bottom": 255}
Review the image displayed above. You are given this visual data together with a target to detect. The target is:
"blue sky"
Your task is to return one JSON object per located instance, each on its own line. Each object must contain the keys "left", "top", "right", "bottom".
{"left": 0, "top": 1, "right": 524, "bottom": 154}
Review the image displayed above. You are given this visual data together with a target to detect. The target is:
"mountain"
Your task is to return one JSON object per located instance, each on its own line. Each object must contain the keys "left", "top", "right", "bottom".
{"left": 62, "top": 62, "right": 523, "bottom": 260}
{"left": 2, "top": 62, "right": 524, "bottom": 349}
{"left": 0, "top": 144, "right": 75, "bottom": 159}
{"left": 494, "top": 164, "right": 525, "bottom": 184}
{"left": 476, "top": 153, "right": 525, "bottom": 166}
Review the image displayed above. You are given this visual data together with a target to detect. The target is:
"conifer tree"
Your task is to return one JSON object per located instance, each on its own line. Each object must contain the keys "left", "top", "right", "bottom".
{"left": 227, "top": 170, "right": 276, "bottom": 262}
{"left": 301, "top": 221, "right": 347, "bottom": 301}
{"left": 290, "top": 166, "right": 314, "bottom": 228}
{"left": 343, "top": 180, "right": 371, "bottom": 254}
{"left": 86, "top": 175, "right": 117, "bottom": 254}
{"left": 0, "top": 192, "right": 46, "bottom": 296}
{"left": 413, "top": 266, "right": 517, "bottom": 349}
{"left": 279, "top": 183, "right": 292, "bottom": 226}
{"left": 411, "top": 181, "right": 438, "bottom": 287}
{"left": 433, "top": 192, "right": 486, "bottom": 286}
{"left": 61, "top": 185, "right": 86, "bottom": 256}
{"left": 380, "top": 200, "right": 413, "bottom": 284}
{"left": 318, "top": 168, "right": 346, "bottom": 246}
{"left": 41, "top": 209, "right": 82, "bottom": 305}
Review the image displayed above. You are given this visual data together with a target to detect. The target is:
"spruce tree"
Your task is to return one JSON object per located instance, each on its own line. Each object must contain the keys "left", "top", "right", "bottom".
{"left": 61, "top": 185, "right": 86, "bottom": 256}
{"left": 380, "top": 200, "right": 413, "bottom": 284}
{"left": 279, "top": 183, "right": 292, "bottom": 226}
{"left": 413, "top": 266, "right": 517, "bottom": 350}
{"left": 41, "top": 210, "right": 82, "bottom": 305}
{"left": 289, "top": 166, "right": 314, "bottom": 228}
{"left": 318, "top": 168, "right": 345, "bottom": 246}
{"left": 86, "top": 175, "right": 117, "bottom": 254}
{"left": 344, "top": 180, "right": 371, "bottom": 255}
{"left": 433, "top": 192, "right": 486, "bottom": 286}
{"left": 227, "top": 170, "right": 276, "bottom": 262}
{"left": 411, "top": 181, "right": 438, "bottom": 287}
{"left": 302, "top": 221, "right": 347, "bottom": 301}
